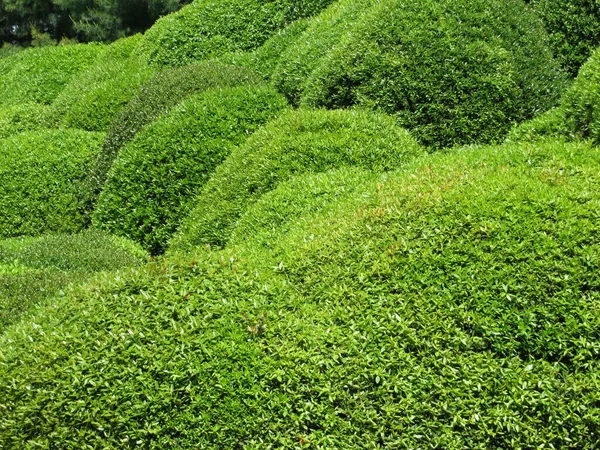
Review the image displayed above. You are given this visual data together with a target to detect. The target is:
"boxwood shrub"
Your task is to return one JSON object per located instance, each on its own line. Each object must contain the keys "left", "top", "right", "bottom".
{"left": 47, "top": 36, "right": 154, "bottom": 132}
{"left": 171, "top": 108, "right": 423, "bottom": 253}
{"left": 93, "top": 86, "right": 287, "bottom": 254}
{"left": 293, "top": 0, "right": 567, "bottom": 148}
{"left": 562, "top": 47, "right": 600, "bottom": 144}
{"left": 0, "top": 229, "right": 148, "bottom": 331}
{"left": 529, "top": 0, "right": 600, "bottom": 76}
{"left": 0, "top": 44, "right": 103, "bottom": 106}
{"left": 0, "top": 103, "right": 50, "bottom": 140}
{"left": 0, "top": 129, "right": 105, "bottom": 239}
{"left": 87, "top": 62, "right": 264, "bottom": 201}
{"left": 136, "top": 0, "right": 336, "bottom": 67}
{"left": 273, "top": 0, "right": 372, "bottom": 105}
{"left": 2, "top": 140, "right": 600, "bottom": 447}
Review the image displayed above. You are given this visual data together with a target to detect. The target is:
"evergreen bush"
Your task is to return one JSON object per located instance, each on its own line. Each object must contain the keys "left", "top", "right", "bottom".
{"left": 87, "top": 62, "right": 264, "bottom": 200}
{"left": 171, "top": 108, "right": 423, "bottom": 253}
{"left": 0, "top": 44, "right": 102, "bottom": 106}
{"left": 0, "top": 103, "right": 50, "bottom": 139}
{"left": 0, "top": 129, "right": 104, "bottom": 239}
{"left": 93, "top": 86, "right": 287, "bottom": 254}
{"left": 290, "top": 0, "right": 567, "bottom": 148}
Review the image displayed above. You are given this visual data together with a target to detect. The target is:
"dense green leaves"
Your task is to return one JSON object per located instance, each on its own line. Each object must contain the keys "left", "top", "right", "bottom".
{"left": 0, "top": 43, "right": 102, "bottom": 106}
{"left": 93, "top": 86, "right": 287, "bottom": 254}
{"left": 0, "top": 129, "right": 104, "bottom": 239}
{"left": 87, "top": 62, "right": 263, "bottom": 202}
{"left": 171, "top": 108, "right": 423, "bottom": 252}
{"left": 529, "top": 0, "right": 600, "bottom": 76}
{"left": 277, "top": 0, "right": 567, "bottom": 148}
{"left": 0, "top": 102, "right": 50, "bottom": 139}
{"left": 3, "top": 140, "right": 600, "bottom": 447}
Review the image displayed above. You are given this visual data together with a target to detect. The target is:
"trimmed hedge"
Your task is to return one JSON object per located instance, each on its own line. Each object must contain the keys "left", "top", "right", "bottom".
{"left": 508, "top": 48, "right": 600, "bottom": 145}
{"left": 136, "top": 0, "right": 336, "bottom": 67}
{"left": 171, "top": 108, "right": 423, "bottom": 253}
{"left": 0, "top": 129, "right": 105, "bottom": 239}
{"left": 0, "top": 44, "right": 103, "bottom": 106}
{"left": 87, "top": 62, "right": 264, "bottom": 201}
{"left": 47, "top": 35, "right": 153, "bottom": 132}
{"left": 529, "top": 0, "right": 600, "bottom": 76}
{"left": 2, "top": 140, "right": 600, "bottom": 447}
{"left": 288, "top": 0, "right": 567, "bottom": 148}
{"left": 273, "top": 0, "right": 372, "bottom": 105}
{"left": 93, "top": 86, "right": 287, "bottom": 254}
{"left": 0, "top": 103, "right": 50, "bottom": 140}
{"left": 0, "top": 229, "right": 148, "bottom": 331}
{"left": 229, "top": 167, "right": 375, "bottom": 257}
{"left": 562, "top": 47, "right": 600, "bottom": 144}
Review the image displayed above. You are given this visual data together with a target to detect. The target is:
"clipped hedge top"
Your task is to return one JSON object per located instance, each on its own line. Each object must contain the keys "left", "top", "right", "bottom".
{"left": 87, "top": 62, "right": 264, "bottom": 200}
{"left": 2, "top": 139, "right": 600, "bottom": 447}
{"left": 0, "top": 129, "right": 105, "bottom": 239}
{"left": 136, "top": 0, "right": 336, "bottom": 67}
{"left": 171, "top": 107, "right": 423, "bottom": 252}
{"left": 93, "top": 85, "right": 287, "bottom": 254}
{"left": 0, "top": 103, "right": 50, "bottom": 140}
{"left": 280, "top": 0, "right": 567, "bottom": 148}
{"left": 0, "top": 229, "right": 148, "bottom": 274}
{"left": 0, "top": 44, "right": 103, "bottom": 106}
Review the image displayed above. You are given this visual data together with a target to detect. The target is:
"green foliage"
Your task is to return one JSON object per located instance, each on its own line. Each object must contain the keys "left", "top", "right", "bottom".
{"left": 0, "top": 103, "right": 50, "bottom": 139}
{"left": 2, "top": 139, "right": 600, "bottom": 447}
{"left": 273, "top": 0, "right": 372, "bottom": 105}
{"left": 0, "top": 129, "right": 105, "bottom": 239}
{"left": 0, "top": 229, "right": 148, "bottom": 331}
{"left": 171, "top": 108, "right": 423, "bottom": 253}
{"left": 506, "top": 107, "right": 569, "bottom": 143}
{"left": 93, "top": 86, "right": 287, "bottom": 254}
{"left": 529, "top": 0, "right": 600, "bottom": 76}
{"left": 0, "top": 44, "right": 102, "bottom": 106}
{"left": 285, "top": 0, "right": 567, "bottom": 148}
{"left": 47, "top": 55, "right": 154, "bottom": 131}
{"left": 87, "top": 62, "right": 264, "bottom": 201}
{"left": 562, "top": 47, "right": 600, "bottom": 144}
{"left": 136, "top": 0, "right": 335, "bottom": 67}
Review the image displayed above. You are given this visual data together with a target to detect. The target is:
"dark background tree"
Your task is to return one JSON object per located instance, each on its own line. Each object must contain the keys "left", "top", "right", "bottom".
{"left": 0, "top": 0, "right": 188, "bottom": 47}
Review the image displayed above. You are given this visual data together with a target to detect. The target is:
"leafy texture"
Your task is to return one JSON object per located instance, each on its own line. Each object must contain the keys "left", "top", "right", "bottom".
{"left": 93, "top": 86, "right": 287, "bottom": 254}
{"left": 87, "top": 62, "right": 264, "bottom": 202}
{"left": 280, "top": 0, "right": 567, "bottom": 148}
{"left": 529, "top": 0, "right": 600, "bottom": 76}
{"left": 0, "top": 229, "right": 148, "bottom": 331}
{"left": 47, "top": 35, "right": 154, "bottom": 132}
{"left": 0, "top": 44, "right": 102, "bottom": 106}
{"left": 0, "top": 129, "right": 105, "bottom": 239}
{"left": 171, "top": 108, "right": 423, "bottom": 252}
{"left": 136, "top": 0, "right": 336, "bottom": 67}
{"left": 2, "top": 140, "right": 600, "bottom": 447}
{"left": 0, "top": 103, "right": 50, "bottom": 139}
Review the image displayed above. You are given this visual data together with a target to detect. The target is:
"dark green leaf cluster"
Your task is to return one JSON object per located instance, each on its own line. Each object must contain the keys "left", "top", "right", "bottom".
{"left": 529, "top": 0, "right": 600, "bottom": 76}
{"left": 509, "top": 47, "right": 600, "bottom": 145}
{"left": 2, "top": 140, "right": 600, "bottom": 447}
{"left": 46, "top": 35, "right": 154, "bottom": 132}
{"left": 0, "top": 43, "right": 103, "bottom": 106}
{"left": 0, "top": 129, "right": 105, "bottom": 239}
{"left": 274, "top": 0, "right": 567, "bottom": 148}
{"left": 93, "top": 86, "right": 287, "bottom": 254}
{"left": 171, "top": 108, "right": 423, "bottom": 253}
{"left": 87, "top": 62, "right": 264, "bottom": 201}
{"left": 136, "top": 0, "right": 336, "bottom": 67}
{"left": 0, "top": 229, "right": 148, "bottom": 330}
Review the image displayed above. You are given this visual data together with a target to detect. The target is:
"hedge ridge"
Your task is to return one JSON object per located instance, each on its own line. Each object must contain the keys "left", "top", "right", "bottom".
{"left": 0, "top": 103, "right": 50, "bottom": 140}
{"left": 0, "top": 44, "right": 103, "bottom": 106}
{"left": 86, "top": 62, "right": 264, "bottom": 202}
{"left": 295, "top": 0, "right": 567, "bottom": 148}
{"left": 171, "top": 108, "right": 423, "bottom": 253}
{"left": 0, "top": 129, "right": 105, "bottom": 239}
{"left": 93, "top": 85, "right": 288, "bottom": 254}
